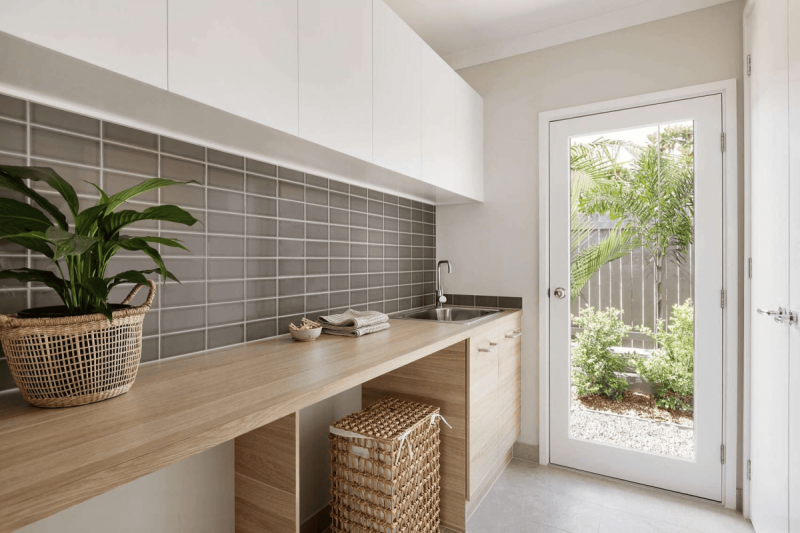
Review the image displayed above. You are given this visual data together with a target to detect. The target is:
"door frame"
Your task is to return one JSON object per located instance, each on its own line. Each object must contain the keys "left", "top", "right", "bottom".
{"left": 537, "top": 79, "right": 740, "bottom": 509}
{"left": 743, "top": 1, "right": 755, "bottom": 519}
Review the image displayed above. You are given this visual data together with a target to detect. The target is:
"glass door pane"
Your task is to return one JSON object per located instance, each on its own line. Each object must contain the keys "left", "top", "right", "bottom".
{"left": 568, "top": 120, "right": 696, "bottom": 460}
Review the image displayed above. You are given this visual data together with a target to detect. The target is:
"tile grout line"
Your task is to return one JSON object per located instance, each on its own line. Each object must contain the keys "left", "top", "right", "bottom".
{"left": 24, "top": 100, "right": 31, "bottom": 311}
{"left": 203, "top": 146, "right": 209, "bottom": 354}
{"left": 156, "top": 132, "right": 163, "bottom": 361}
{"left": 243, "top": 157, "right": 248, "bottom": 343}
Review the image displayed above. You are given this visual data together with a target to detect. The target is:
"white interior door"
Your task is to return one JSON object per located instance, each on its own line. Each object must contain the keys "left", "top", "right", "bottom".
{"left": 548, "top": 95, "right": 724, "bottom": 500}
{"left": 748, "top": 1, "right": 798, "bottom": 532}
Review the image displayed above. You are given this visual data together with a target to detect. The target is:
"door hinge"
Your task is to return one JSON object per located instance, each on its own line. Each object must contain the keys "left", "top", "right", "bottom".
{"left": 721, "top": 444, "right": 726, "bottom": 464}
{"left": 747, "top": 54, "right": 752, "bottom": 76}
{"left": 721, "top": 132, "right": 726, "bottom": 153}
{"left": 720, "top": 289, "right": 725, "bottom": 309}
{"left": 748, "top": 258, "right": 752, "bottom": 279}
{"left": 747, "top": 459, "right": 752, "bottom": 480}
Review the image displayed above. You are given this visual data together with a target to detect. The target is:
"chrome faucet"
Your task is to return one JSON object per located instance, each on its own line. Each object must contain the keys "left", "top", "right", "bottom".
{"left": 436, "top": 260, "right": 452, "bottom": 308}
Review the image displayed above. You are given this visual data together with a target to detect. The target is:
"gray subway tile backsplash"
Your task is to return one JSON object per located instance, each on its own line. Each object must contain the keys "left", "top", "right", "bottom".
{"left": 208, "top": 147, "right": 244, "bottom": 170}
{"left": 0, "top": 92, "right": 437, "bottom": 391}
{"left": 0, "top": 119, "right": 27, "bottom": 154}
{"left": 209, "top": 324, "right": 245, "bottom": 349}
{"left": 246, "top": 158, "right": 277, "bottom": 177}
{"left": 161, "top": 136, "right": 205, "bottom": 161}
{"left": 208, "top": 165, "right": 244, "bottom": 191}
{"left": 31, "top": 103, "right": 100, "bottom": 137}
{"left": 31, "top": 126, "right": 100, "bottom": 166}
{"left": 103, "top": 122, "right": 158, "bottom": 151}
{"left": 0, "top": 94, "right": 26, "bottom": 121}
{"left": 445, "top": 294, "right": 523, "bottom": 309}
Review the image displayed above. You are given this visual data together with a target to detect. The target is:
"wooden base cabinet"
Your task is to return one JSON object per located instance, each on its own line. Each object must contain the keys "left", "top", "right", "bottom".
{"left": 364, "top": 312, "right": 523, "bottom": 532}
{"left": 363, "top": 341, "right": 468, "bottom": 531}
{"left": 498, "top": 315, "right": 523, "bottom": 456}
{"left": 232, "top": 311, "right": 522, "bottom": 533}
{"left": 466, "top": 313, "right": 522, "bottom": 518}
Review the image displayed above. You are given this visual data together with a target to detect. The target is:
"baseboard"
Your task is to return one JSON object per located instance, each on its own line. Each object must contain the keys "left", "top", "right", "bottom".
{"left": 512, "top": 441, "right": 539, "bottom": 463}
{"left": 300, "top": 504, "right": 331, "bottom": 533}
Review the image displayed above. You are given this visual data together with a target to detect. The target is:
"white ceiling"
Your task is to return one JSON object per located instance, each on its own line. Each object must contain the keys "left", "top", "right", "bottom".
{"left": 385, "top": 0, "right": 735, "bottom": 69}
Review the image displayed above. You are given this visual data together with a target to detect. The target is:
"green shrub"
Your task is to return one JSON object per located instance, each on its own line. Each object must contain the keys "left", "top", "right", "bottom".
{"left": 633, "top": 299, "right": 694, "bottom": 411}
{"left": 571, "top": 306, "right": 632, "bottom": 401}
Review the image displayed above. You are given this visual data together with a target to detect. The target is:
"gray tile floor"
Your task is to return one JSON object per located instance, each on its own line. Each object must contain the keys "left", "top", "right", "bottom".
{"left": 463, "top": 459, "right": 754, "bottom": 533}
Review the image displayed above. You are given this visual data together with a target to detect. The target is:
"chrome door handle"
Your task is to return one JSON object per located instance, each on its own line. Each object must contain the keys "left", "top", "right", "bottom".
{"left": 553, "top": 287, "right": 567, "bottom": 299}
{"left": 479, "top": 342, "right": 500, "bottom": 353}
{"left": 757, "top": 307, "right": 797, "bottom": 325}
{"left": 505, "top": 330, "right": 522, "bottom": 339}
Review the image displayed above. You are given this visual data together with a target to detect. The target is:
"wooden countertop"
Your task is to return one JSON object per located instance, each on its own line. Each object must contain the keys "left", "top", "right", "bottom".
{"left": 0, "top": 310, "right": 521, "bottom": 532}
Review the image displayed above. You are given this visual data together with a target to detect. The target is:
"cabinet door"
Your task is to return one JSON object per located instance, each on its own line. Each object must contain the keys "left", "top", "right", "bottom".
{"left": 420, "top": 43, "right": 456, "bottom": 190}
{"left": 468, "top": 325, "right": 499, "bottom": 500}
{"left": 168, "top": 0, "right": 298, "bottom": 135}
{"left": 0, "top": 0, "right": 168, "bottom": 89}
{"left": 455, "top": 77, "right": 484, "bottom": 201}
{"left": 372, "top": 0, "right": 421, "bottom": 178}
{"left": 498, "top": 316, "right": 522, "bottom": 454}
{"left": 299, "top": 0, "right": 373, "bottom": 162}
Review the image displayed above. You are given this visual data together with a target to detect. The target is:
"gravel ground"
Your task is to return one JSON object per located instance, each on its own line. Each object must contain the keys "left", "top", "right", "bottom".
{"left": 570, "top": 404, "right": 695, "bottom": 459}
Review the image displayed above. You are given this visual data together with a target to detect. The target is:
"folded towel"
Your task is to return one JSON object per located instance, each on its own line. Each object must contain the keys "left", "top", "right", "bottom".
{"left": 318, "top": 309, "right": 390, "bottom": 337}
{"left": 322, "top": 322, "right": 391, "bottom": 337}
{"left": 319, "top": 309, "right": 389, "bottom": 330}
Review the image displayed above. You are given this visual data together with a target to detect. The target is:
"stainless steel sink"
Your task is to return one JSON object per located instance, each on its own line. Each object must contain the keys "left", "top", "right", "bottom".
{"left": 392, "top": 306, "right": 502, "bottom": 325}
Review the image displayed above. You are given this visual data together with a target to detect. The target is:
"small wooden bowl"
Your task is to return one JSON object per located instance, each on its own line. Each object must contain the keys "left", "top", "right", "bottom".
{"left": 290, "top": 327, "right": 322, "bottom": 342}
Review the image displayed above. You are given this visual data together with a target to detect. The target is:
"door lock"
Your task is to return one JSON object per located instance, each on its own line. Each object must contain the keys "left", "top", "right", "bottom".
{"left": 553, "top": 287, "right": 567, "bottom": 300}
{"left": 757, "top": 307, "right": 797, "bottom": 325}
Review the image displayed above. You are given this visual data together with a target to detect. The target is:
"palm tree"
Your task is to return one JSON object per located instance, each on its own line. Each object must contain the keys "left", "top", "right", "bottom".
{"left": 576, "top": 125, "right": 695, "bottom": 321}
{"left": 569, "top": 141, "right": 638, "bottom": 303}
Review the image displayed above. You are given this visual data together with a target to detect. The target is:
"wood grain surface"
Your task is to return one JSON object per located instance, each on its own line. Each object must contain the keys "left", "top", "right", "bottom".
{"left": 0, "top": 311, "right": 520, "bottom": 532}
{"left": 363, "top": 341, "right": 467, "bottom": 531}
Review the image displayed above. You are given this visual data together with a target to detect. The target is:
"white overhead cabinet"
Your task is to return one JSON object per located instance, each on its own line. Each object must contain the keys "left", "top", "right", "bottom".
{"left": 1, "top": 0, "right": 484, "bottom": 202}
{"left": 0, "top": 0, "right": 168, "bottom": 89}
{"left": 168, "top": 0, "right": 299, "bottom": 135}
{"left": 455, "top": 77, "right": 485, "bottom": 201}
{"left": 420, "top": 43, "right": 456, "bottom": 192}
{"left": 372, "top": 0, "right": 421, "bottom": 178}
{"left": 298, "top": 0, "right": 373, "bottom": 162}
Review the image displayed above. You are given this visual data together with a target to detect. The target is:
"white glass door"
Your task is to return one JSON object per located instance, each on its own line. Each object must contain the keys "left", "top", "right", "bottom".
{"left": 548, "top": 95, "right": 724, "bottom": 500}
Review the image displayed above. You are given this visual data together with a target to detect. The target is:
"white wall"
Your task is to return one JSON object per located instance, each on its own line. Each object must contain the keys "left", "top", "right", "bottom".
{"left": 437, "top": 0, "right": 745, "bottom": 451}
{"left": 299, "top": 387, "right": 362, "bottom": 523}
{"left": 19, "top": 442, "right": 235, "bottom": 533}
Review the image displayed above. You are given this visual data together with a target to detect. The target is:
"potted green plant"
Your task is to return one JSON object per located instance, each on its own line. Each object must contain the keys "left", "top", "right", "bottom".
{"left": 0, "top": 165, "right": 199, "bottom": 408}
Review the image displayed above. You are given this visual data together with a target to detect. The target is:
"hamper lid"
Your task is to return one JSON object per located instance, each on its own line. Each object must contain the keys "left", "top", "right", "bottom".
{"left": 330, "top": 397, "right": 440, "bottom": 441}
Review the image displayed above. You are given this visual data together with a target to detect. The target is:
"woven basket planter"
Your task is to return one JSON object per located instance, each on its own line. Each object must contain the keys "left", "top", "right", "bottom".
{"left": 329, "top": 397, "right": 442, "bottom": 533}
{"left": 0, "top": 280, "right": 156, "bottom": 408}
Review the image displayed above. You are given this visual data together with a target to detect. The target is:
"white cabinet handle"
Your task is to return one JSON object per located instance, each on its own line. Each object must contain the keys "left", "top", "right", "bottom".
{"left": 479, "top": 342, "right": 500, "bottom": 353}
{"left": 505, "top": 330, "right": 522, "bottom": 339}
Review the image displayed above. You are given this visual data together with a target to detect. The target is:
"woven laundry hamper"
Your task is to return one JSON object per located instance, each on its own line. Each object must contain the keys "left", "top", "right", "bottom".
{"left": 329, "top": 397, "right": 443, "bottom": 533}
{"left": 0, "top": 281, "right": 155, "bottom": 408}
